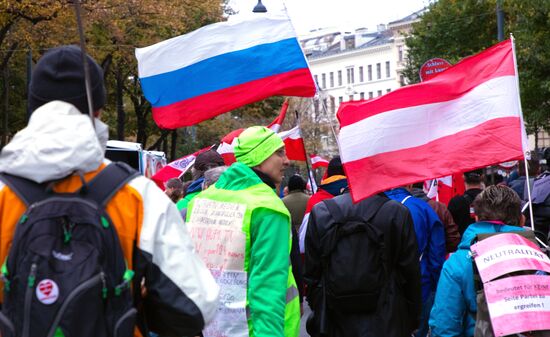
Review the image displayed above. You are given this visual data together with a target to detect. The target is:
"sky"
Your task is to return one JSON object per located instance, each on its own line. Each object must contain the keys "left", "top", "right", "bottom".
{"left": 229, "top": 0, "right": 433, "bottom": 36}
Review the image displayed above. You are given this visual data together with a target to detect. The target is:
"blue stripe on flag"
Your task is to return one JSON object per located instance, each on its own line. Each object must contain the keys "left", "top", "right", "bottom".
{"left": 139, "top": 37, "right": 308, "bottom": 107}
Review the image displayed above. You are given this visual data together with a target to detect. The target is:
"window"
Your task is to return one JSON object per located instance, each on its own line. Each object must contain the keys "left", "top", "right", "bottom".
{"left": 387, "top": 88, "right": 391, "bottom": 93}
{"left": 377, "top": 90, "right": 382, "bottom": 96}
{"left": 314, "top": 75, "right": 319, "bottom": 86}
{"left": 398, "top": 45, "right": 404, "bottom": 62}
{"left": 368, "top": 92, "right": 373, "bottom": 98}
{"left": 346, "top": 67, "right": 355, "bottom": 84}
{"left": 338, "top": 96, "right": 343, "bottom": 104}
{"left": 368, "top": 65, "right": 372, "bottom": 81}
{"left": 376, "top": 63, "right": 381, "bottom": 79}
{"left": 359, "top": 66, "right": 364, "bottom": 82}
{"left": 360, "top": 92, "right": 365, "bottom": 100}
{"left": 330, "top": 96, "right": 335, "bottom": 114}
{"left": 322, "top": 73, "right": 326, "bottom": 88}
{"left": 338, "top": 70, "right": 343, "bottom": 86}
{"left": 386, "top": 61, "right": 390, "bottom": 78}
{"left": 349, "top": 95, "right": 354, "bottom": 101}
{"left": 330, "top": 72, "right": 334, "bottom": 87}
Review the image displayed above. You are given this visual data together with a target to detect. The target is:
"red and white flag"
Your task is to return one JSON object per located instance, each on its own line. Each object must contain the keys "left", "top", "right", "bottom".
{"left": 217, "top": 128, "right": 244, "bottom": 165}
{"left": 217, "top": 100, "right": 289, "bottom": 165}
{"left": 310, "top": 154, "right": 329, "bottom": 169}
{"left": 279, "top": 125, "right": 307, "bottom": 161}
{"left": 151, "top": 145, "right": 213, "bottom": 189}
{"left": 267, "top": 99, "right": 289, "bottom": 133}
{"left": 337, "top": 39, "right": 528, "bottom": 202}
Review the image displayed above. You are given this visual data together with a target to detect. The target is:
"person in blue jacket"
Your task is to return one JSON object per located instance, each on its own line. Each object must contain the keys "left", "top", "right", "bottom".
{"left": 385, "top": 187, "right": 445, "bottom": 337}
{"left": 429, "top": 185, "right": 526, "bottom": 337}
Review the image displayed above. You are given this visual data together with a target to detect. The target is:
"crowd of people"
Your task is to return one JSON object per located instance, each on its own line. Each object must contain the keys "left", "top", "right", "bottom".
{"left": 0, "top": 45, "right": 549, "bottom": 337}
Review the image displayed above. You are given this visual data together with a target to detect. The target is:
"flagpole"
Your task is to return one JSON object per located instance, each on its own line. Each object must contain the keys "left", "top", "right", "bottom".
{"left": 295, "top": 110, "right": 317, "bottom": 193}
{"left": 511, "top": 34, "right": 535, "bottom": 231}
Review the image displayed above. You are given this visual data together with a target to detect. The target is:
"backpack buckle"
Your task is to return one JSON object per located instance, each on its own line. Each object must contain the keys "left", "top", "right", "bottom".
{"left": 114, "top": 269, "right": 135, "bottom": 296}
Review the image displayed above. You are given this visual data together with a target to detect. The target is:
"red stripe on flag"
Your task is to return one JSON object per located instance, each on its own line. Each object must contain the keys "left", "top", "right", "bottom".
{"left": 344, "top": 117, "right": 524, "bottom": 202}
{"left": 338, "top": 40, "right": 515, "bottom": 126}
{"left": 153, "top": 69, "right": 315, "bottom": 129}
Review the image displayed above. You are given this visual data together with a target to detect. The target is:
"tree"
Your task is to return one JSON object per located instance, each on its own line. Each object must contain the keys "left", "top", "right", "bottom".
{"left": 403, "top": 0, "right": 550, "bottom": 148}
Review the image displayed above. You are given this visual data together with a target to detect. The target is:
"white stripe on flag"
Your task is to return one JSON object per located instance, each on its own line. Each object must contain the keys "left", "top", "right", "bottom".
{"left": 339, "top": 76, "right": 520, "bottom": 162}
{"left": 136, "top": 14, "right": 296, "bottom": 78}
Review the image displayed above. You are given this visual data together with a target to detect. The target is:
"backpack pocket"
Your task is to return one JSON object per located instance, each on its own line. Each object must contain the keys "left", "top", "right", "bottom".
{"left": 114, "top": 308, "right": 137, "bottom": 337}
{"left": 0, "top": 311, "right": 15, "bottom": 337}
{"left": 322, "top": 219, "right": 386, "bottom": 313}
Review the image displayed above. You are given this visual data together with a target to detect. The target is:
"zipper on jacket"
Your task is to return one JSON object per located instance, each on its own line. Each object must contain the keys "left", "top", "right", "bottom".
{"left": 22, "top": 262, "right": 37, "bottom": 337}
{"left": 45, "top": 274, "right": 102, "bottom": 337}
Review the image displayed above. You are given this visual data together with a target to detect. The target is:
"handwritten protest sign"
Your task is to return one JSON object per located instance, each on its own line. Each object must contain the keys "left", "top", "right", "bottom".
{"left": 485, "top": 275, "right": 550, "bottom": 336}
{"left": 471, "top": 233, "right": 550, "bottom": 282}
{"left": 188, "top": 198, "right": 249, "bottom": 337}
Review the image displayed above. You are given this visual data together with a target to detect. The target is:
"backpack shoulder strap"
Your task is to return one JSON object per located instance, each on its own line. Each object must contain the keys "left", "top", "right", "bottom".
{"left": 84, "top": 162, "right": 140, "bottom": 207}
{"left": 0, "top": 173, "right": 49, "bottom": 206}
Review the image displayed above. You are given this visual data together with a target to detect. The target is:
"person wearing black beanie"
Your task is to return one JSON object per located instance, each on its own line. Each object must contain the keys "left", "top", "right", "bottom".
{"left": 0, "top": 45, "right": 219, "bottom": 337}
{"left": 28, "top": 45, "right": 106, "bottom": 116}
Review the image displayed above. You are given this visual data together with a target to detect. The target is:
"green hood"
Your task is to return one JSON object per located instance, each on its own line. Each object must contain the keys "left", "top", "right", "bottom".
{"left": 215, "top": 162, "right": 265, "bottom": 191}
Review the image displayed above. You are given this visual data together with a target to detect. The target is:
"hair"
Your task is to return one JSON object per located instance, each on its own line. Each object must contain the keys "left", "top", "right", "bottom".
{"left": 518, "top": 156, "right": 540, "bottom": 177}
{"left": 473, "top": 185, "right": 522, "bottom": 226}
{"left": 464, "top": 169, "right": 483, "bottom": 185}
{"left": 327, "top": 156, "right": 344, "bottom": 177}
{"left": 288, "top": 175, "right": 306, "bottom": 192}
{"left": 165, "top": 178, "right": 183, "bottom": 203}
{"left": 203, "top": 166, "right": 228, "bottom": 189}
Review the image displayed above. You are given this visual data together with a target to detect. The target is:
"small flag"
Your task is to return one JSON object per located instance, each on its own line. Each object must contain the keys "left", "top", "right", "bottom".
{"left": 338, "top": 39, "right": 527, "bottom": 202}
{"left": 151, "top": 146, "right": 213, "bottom": 189}
{"left": 279, "top": 126, "right": 307, "bottom": 161}
{"left": 309, "top": 154, "right": 329, "bottom": 169}
{"left": 136, "top": 14, "right": 316, "bottom": 129}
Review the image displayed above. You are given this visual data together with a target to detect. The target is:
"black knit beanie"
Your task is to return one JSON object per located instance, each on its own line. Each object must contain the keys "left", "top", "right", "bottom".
{"left": 28, "top": 45, "right": 106, "bottom": 115}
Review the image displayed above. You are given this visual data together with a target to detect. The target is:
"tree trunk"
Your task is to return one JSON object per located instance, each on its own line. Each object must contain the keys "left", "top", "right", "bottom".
{"left": 170, "top": 129, "right": 177, "bottom": 161}
{"left": 115, "top": 66, "right": 125, "bottom": 140}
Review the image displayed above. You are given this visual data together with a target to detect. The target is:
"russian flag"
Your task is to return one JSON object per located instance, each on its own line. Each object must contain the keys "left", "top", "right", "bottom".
{"left": 338, "top": 39, "right": 528, "bottom": 203}
{"left": 136, "top": 14, "right": 316, "bottom": 129}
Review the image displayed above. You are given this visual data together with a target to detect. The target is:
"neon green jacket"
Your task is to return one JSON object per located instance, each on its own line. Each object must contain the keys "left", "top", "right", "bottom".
{"left": 187, "top": 162, "right": 300, "bottom": 337}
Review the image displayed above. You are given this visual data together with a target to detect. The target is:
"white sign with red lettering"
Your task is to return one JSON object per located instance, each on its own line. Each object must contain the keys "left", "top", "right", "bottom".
{"left": 36, "top": 279, "right": 59, "bottom": 305}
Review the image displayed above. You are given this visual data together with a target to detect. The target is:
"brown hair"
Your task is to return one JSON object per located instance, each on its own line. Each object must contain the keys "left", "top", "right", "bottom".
{"left": 473, "top": 185, "right": 522, "bottom": 226}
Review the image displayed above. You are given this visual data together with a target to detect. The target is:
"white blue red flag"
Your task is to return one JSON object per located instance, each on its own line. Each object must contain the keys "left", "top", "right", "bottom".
{"left": 338, "top": 39, "right": 528, "bottom": 202}
{"left": 136, "top": 14, "right": 316, "bottom": 129}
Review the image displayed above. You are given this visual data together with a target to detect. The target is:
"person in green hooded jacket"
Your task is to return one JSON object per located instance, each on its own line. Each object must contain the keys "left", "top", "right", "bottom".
{"left": 186, "top": 126, "right": 300, "bottom": 337}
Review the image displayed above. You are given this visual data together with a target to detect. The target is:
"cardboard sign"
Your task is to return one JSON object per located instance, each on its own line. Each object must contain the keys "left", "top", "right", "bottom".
{"left": 188, "top": 198, "right": 248, "bottom": 337}
{"left": 485, "top": 275, "right": 550, "bottom": 336}
{"left": 471, "top": 233, "right": 550, "bottom": 282}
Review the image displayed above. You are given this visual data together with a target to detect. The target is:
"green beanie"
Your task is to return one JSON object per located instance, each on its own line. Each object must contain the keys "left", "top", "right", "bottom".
{"left": 234, "top": 126, "right": 284, "bottom": 167}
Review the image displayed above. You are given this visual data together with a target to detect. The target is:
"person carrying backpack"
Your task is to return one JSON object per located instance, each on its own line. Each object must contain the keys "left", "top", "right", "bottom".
{"left": 0, "top": 45, "right": 219, "bottom": 337}
{"left": 304, "top": 191, "right": 422, "bottom": 337}
{"left": 429, "top": 185, "right": 529, "bottom": 337}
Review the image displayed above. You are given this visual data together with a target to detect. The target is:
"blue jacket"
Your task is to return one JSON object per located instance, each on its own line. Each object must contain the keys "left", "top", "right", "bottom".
{"left": 385, "top": 188, "right": 445, "bottom": 303}
{"left": 429, "top": 222, "right": 525, "bottom": 337}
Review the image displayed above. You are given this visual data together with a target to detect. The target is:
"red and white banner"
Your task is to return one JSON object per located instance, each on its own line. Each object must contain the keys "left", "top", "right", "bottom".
{"left": 151, "top": 145, "right": 213, "bottom": 189}
{"left": 279, "top": 126, "right": 307, "bottom": 161}
{"left": 471, "top": 233, "right": 550, "bottom": 282}
{"left": 337, "top": 39, "right": 528, "bottom": 202}
{"left": 310, "top": 154, "right": 329, "bottom": 169}
{"left": 217, "top": 100, "right": 289, "bottom": 165}
{"left": 217, "top": 128, "right": 244, "bottom": 165}
{"left": 484, "top": 275, "right": 550, "bottom": 337}
{"left": 267, "top": 99, "right": 289, "bottom": 133}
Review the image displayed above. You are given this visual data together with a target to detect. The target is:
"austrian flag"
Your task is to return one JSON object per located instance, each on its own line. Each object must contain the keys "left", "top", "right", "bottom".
{"left": 338, "top": 39, "right": 528, "bottom": 202}
{"left": 310, "top": 154, "right": 329, "bottom": 169}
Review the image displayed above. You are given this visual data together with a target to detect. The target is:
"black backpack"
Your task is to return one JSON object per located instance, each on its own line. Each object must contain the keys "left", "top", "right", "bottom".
{"left": 320, "top": 196, "right": 389, "bottom": 314}
{"left": 0, "top": 162, "right": 139, "bottom": 337}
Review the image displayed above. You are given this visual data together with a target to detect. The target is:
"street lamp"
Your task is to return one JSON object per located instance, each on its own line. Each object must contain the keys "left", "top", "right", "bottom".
{"left": 253, "top": 0, "right": 267, "bottom": 13}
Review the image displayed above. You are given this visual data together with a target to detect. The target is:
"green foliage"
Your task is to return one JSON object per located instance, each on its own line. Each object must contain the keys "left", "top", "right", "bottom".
{"left": 403, "top": 0, "right": 550, "bottom": 141}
